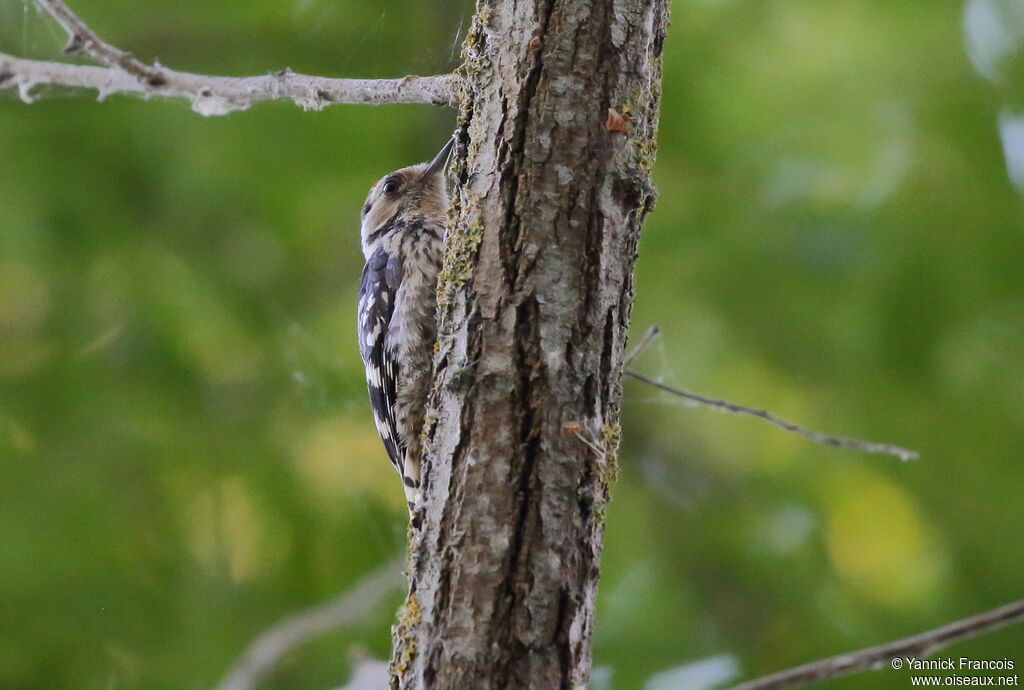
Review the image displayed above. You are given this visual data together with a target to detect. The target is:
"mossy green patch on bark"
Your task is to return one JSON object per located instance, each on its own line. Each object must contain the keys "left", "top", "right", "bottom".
{"left": 436, "top": 190, "right": 485, "bottom": 315}
{"left": 598, "top": 423, "right": 621, "bottom": 487}
{"left": 590, "top": 424, "right": 622, "bottom": 524}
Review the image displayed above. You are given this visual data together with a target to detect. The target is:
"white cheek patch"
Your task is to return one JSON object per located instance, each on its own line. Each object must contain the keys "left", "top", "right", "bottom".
{"left": 363, "top": 197, "right": 400, "bottom": 239}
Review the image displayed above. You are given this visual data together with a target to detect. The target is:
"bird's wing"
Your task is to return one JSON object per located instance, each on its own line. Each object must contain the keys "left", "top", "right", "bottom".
{"left": 357, "top": 246, "right": 404, "bottom": 473}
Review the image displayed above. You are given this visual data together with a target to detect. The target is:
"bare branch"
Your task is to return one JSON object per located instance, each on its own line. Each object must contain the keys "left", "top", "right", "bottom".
{"left": 625, "top": 370, "right": 919, "bottom": 461}
{"left": 726, "top": 599, "right": 1024, "bottom": 690}
{"left": 0, "top": 0, "right": 458, "bottom": 112}
{"left": 0, "top": 52, "right": 457, "bottom": 112}
{"left": 213, "top": 557, "right": 404, "bottom": 690}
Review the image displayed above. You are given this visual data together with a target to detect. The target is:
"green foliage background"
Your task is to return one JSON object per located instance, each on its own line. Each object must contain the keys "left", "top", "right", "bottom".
{"left": 1, "top": 0, "right": 1022, "bottom": 688}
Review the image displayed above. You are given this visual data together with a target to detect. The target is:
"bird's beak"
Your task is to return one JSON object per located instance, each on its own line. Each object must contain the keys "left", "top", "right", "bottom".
{"left": 423, "top": 136, "right": 456, "bottom": 179}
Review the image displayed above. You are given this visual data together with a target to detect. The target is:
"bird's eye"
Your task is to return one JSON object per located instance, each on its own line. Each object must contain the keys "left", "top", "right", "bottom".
{"left": 382, "top": 179, "right": 401, "bottom": 195}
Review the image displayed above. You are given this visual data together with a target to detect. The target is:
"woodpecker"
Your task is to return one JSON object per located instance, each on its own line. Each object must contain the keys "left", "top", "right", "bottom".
{"left": 357, "top": 137, "right": 453, "bottom": 514}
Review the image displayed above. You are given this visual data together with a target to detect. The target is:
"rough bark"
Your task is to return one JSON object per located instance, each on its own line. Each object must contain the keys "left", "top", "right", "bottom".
{"left": 391, "top": 0, "right": 668, "bottom": 688}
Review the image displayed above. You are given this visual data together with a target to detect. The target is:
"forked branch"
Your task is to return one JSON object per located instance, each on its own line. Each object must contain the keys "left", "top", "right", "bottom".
{"left": 36, "top": 0, "right": 166, "bottom": 81}
{"left": 0, "top": 0, "right": 457, "bottom": 113}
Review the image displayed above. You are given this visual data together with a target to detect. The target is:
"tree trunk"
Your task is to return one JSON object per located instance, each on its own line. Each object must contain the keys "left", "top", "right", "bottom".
{"left": 391, "top": 0, "right": 668, "bottom": 687}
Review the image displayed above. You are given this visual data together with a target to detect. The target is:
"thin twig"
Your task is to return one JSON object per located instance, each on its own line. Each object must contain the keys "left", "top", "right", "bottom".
{"left": 574, "top": 430, "right": 606, "bottom": 459}
{"left": 625, "top": 370, "right": 919, "bottom": 461}
{"left": 35, "top": 0, "right": 165, "bottom": 82}
{"left": 623, "top": 325, "right": 661, "bottom": 367}
{"left": 725, "top": 599, "right": 1024, "bottom": 690}
{"left": 1, "top": 1, "right": 457, "bottom": 112}
{"left": 213, "top": 557, "right": 404, "bottom": 690}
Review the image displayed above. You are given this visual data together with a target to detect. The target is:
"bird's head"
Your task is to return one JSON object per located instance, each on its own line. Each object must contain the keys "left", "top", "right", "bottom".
{"left": 360, "top": 137, "right": 454, "bottom": 258}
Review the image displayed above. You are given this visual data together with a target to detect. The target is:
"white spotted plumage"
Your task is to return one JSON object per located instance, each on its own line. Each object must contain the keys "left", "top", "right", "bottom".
{"left": 356, "top": 138, "right": 452, "bottom": 516}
